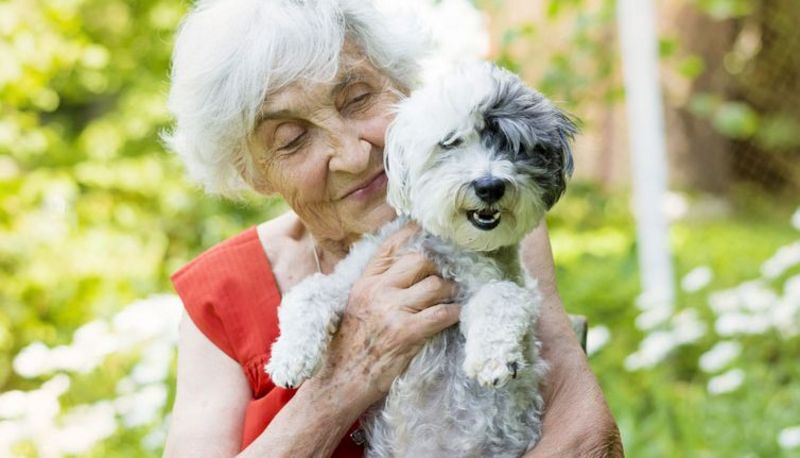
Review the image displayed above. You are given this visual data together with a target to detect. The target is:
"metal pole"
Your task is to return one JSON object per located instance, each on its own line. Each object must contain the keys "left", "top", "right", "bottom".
{"left": 617, "top": 0, "right": 675, "bottom": 310}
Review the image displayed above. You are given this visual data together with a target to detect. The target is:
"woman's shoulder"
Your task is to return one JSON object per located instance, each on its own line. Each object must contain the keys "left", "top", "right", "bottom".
{"left": 171, "top": 218, "right": 288, "bottom": 362}
{"left": 256, "top": 210, "right": 317, "bottom": 295}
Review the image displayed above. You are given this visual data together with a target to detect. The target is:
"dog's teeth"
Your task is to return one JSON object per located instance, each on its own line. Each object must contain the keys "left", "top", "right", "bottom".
{"left": 467, "top": 210, "right": 501, "bottom": 230}
{"left": 476, "top": 211, "right": 500, "bottom": 223}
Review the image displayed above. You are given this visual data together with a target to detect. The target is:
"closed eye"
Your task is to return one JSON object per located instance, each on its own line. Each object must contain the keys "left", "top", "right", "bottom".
{"left": 278, "top": 132, "right": 306, "bottom": 151}
{"left": 347, "top": 92, "right": 372, "bottom": 107}
{"left": 438, "top": 135, "right": 464, "bottom": 150}
{"left": 273, "top": 122, "right": 307, "bottom": 152}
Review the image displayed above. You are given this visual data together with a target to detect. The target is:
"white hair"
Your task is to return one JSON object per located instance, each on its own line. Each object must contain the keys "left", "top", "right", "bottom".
{"left": 164, "top": 0, "right": 426, "bottom": 196}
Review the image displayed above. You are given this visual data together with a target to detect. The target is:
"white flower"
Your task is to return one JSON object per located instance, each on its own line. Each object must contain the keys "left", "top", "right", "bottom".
{"left": 0, "top": 421, "right": 24, "bottom": 456}
{"left": 41, "top": 374, "right": 71, "bottom": 397}
{"left": 663, "top": 191, "right": 689, "bottom": 221}
{"left": 761, "top": 242, "right": 800, "bottom": 279}
{"left": 114, "top": 384, "right": 168, "bottom": 428}
{"left": 738, "top": 281, "right": 778, "bottom": 312}
{"left": 671, "top": 309, "right": 707, "bottom": 344}
{"left": 635, "top": 305, "right": 673, "bottom": 331}
{"left": 699, "top": 341, "right": 741, "bottom": 373}
{"left": 784, "top": 275, "right": 800, "bottom": 301}
{"left": 112, "top": 295, "right": 182, "bottom": 349}
{"left": 142, "top": 414, "right": 170, "bottom": 451}
{"left": 791, "top": 207, "right": 800, "bottom": 230}
{"left": 715, "top": 312, "right": 771, "bottom": 336}
{"left": 50, "top": 345, "right": 87, "bottom": 374}
{"left": 131, "top": 342, "right": 174, "bottom": 385}
{"left": 772, "top": 297, "right": 800, "bottom": 338}
{"left": 709, "top": 290, "right": 740, "bottom": 315}
{"left": 72, "top": 320, "right": 119, "bottom": 365}
{"left": 681, "top": 266, "right": 713, "bottom": 292}
{"left": 13, "top": 342, "right": 51, "bottom": 378}
{"left": 586, "top": 326, "right": 610, "bottom": 356}
{"left": 624, "top": 331, "right": 677, "bottom": 370}
{"left": 48, "top": 402, "right": 117, "bottom": 455}
{"left": 707, "top": 368, "right": 744, "bottom": 395}
{"left": 635, "top": 290, "right": 672, "bottom": 310}
{"left": 0, "top": 391, "right": 26, "bottom": 419}
{"left": 778, "top": 425, "right": 800, "bottom": 450}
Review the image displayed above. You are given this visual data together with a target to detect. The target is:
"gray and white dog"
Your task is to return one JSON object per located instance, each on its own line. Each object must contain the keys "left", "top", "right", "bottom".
{"left": 266, "top": 62, "right": 577, "bottom": 457}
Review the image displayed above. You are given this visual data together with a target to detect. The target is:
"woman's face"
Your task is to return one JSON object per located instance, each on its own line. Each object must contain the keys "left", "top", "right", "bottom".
{"left": 250, "top": 45, "right": 400, "bottom": 246}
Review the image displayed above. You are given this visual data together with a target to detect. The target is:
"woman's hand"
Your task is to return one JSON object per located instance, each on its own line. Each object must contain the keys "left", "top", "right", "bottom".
{"left": 313, "top": 223, "right": 461, "bottom": 409}
{"left": 521, "top": 224, "right": 623, "bottom": 458}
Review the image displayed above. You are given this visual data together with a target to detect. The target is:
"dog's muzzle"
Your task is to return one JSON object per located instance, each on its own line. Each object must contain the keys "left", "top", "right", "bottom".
{"left": 472, "top": 177, "right": 505, "bottom": 204}
{"left": 467, "top": 177, "right": 504, "bottom": 230}
{"left": 467, "top": 208, "right": 501, "bottom": 230}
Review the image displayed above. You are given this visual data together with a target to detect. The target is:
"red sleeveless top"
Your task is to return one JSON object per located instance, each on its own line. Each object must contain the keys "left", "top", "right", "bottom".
{"left": 171, "top": 226, "right": 364, "bottom": 456}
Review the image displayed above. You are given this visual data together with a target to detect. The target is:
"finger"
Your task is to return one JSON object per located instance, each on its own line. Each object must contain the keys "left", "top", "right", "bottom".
{"left": 384, "top": 252, "right": 439, "bottom": 289}
{"left": 396, "top": 276, "right": 456, "bottom": 312}
{"left": 363, "top": 223, "right": 420, "bottom": 275}
{"left": 409, "top": 303, "right": 461, "bottom": 342}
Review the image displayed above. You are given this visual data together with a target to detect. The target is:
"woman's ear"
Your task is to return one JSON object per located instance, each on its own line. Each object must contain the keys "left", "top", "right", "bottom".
{"left": 384, "top": 121, "right": 412, "bottom": 215}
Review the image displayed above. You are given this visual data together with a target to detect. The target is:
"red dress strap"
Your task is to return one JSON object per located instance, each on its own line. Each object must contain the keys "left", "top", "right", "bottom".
{"left": 171, "top": 226, "right": 364, "bottom": 456}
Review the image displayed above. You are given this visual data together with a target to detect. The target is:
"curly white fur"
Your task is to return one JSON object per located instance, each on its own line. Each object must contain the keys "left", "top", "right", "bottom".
{"left": 266, "top": 61, "right": 577, "bottom": 457}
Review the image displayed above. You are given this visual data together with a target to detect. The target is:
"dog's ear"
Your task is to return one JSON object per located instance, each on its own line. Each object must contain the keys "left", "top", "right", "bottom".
{"left": 481, "top": 65, "right": 579, "bottom": 209}
{"left": 541, "top": 109, "right": 578, "bottom": 209}
{"left": 384, "top": 119, "right": 412, "bottom": 215}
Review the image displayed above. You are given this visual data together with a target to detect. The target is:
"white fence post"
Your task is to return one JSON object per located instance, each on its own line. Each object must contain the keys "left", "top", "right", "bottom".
{"left": 617, "top": 0, "right": 675, "bottom": 310}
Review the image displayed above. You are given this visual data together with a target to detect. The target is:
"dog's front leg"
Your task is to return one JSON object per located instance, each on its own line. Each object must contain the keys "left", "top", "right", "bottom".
{"left": 265, "top": 272, "right": 352, "bottom": 389}
{"left": 461, "top": 280, "right": 542, "bottom": 387}
{"left": 265, "top": 233, "right": 385, "bottom": 389}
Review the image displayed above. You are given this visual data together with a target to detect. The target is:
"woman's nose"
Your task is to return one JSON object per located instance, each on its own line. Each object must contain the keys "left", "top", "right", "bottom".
{"left": 329, "top": 130, "right": 372, "bottom": 175}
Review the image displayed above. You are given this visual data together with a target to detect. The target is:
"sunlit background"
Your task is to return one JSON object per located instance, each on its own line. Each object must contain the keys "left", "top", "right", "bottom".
{"left": 1, "top": 0, "right": 799, "bottom": 456}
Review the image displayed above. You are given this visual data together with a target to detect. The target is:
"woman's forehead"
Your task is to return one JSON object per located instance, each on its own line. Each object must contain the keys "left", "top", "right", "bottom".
{"left": 258, "top": 51, "right": 388, "bottom": 120}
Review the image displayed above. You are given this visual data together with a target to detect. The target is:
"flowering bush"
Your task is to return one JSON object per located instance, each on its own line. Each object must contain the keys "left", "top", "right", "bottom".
{"left": 1, "top": 296, "right": 180, "bottom": 456}
{"left": 554, "top": 188, "right": 800, "bottom": 457}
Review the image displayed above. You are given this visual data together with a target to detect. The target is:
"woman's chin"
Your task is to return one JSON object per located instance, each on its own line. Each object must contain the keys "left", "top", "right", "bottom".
{"left": 357, "top": 201, "right": 397, "bottom": 233}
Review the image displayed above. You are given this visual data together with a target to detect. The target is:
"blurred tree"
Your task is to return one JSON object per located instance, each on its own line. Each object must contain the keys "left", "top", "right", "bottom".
{"left": 670, "top": 4, "right": 737, "bottom": 195}
{"left": 0, "top": 0, "right": 280, "bottom": 453}
{"left": 730, "top": 0, "right": 800, "bottom": 192}
{"left": 673, "top": 0, "right": 800, "bottom": 195}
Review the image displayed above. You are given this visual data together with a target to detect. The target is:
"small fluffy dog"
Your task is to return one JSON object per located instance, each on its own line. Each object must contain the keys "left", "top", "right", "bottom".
{"left": 266, "top": 62, "right": 577, "bottom": 457}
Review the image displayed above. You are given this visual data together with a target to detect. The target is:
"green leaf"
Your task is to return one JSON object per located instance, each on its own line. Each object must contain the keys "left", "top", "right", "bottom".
{"left": 659, "top": 36, "right": 678, "bottom": 59}
{"left": 678, "top": 55, "right": 706, "bottom": 79}
{"left": 713, "top": 101, "right": 760, "bottom": 139}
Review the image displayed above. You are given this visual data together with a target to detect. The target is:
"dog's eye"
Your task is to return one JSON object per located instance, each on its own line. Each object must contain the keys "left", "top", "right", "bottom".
{"left": 439, "top": 137, "right": 463, "bottom": 149}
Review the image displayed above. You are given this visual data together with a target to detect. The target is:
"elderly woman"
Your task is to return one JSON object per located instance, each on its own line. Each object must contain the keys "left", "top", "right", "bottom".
{"left": 163, "top": 1, "right": 621, "bottom": 457}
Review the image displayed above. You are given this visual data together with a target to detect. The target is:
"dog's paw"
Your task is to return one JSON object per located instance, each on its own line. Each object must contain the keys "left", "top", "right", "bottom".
{"left": 463, "top": 348, "right": 526, "bottom": 388}
{"left": 265, "top": 339, "right": 321, "bottom": 389}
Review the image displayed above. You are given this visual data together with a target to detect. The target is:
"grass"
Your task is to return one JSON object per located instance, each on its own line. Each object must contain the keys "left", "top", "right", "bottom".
{"left": 550, "top": 184, "right": 800, "bottom": 457}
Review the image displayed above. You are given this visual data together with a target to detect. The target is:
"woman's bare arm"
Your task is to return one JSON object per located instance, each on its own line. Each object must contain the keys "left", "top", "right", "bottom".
{"left": 164, "top": 314, "right": 372, "bottom": 458}
{"left": 164, "top": 314, "right": 251, "bottom": 457}
{"left": 521, "top": 224, "right": 624, "bottom": 458}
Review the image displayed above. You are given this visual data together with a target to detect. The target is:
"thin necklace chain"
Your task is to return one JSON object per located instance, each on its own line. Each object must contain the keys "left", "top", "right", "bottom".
{"left": 311, "top": 237, "right": 322, "bottom": 274}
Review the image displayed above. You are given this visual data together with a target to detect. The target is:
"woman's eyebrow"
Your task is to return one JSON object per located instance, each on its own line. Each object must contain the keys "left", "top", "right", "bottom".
{"left": 256, "top": 108, "right": 296, "bottom": 124}
{"left": 256, "top": 71, "right": 371, "bottom": 125}
{"left": 333, "top": 71, "right": 369, "bottom": 93}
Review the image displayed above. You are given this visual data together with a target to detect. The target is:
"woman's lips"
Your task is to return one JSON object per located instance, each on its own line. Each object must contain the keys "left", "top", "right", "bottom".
{"left": 346, "top": 171, "right": 387, "bottom": 201}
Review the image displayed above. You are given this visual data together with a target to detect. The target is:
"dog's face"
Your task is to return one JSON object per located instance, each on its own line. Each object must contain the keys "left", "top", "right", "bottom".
{"left": 385, "top": 62, "right": 577, "bottom": 252}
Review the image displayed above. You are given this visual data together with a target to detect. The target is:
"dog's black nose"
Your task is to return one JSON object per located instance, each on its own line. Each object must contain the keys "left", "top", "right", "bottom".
{"left": 472, "top": 177, "right": 505, "bottom": 204}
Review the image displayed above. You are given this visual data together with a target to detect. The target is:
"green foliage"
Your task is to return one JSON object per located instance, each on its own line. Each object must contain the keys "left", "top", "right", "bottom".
{"left": 695, "top": 0, "right": 755, "bottom": 20}
{"left": 1, "top": 0, "right": 283, "bottom": 455}
{"left": 550, "top": 184, "right": 800, "bottom": 457}
{"left": 488, "top": 0, "right": 620, "bottom": 115}
{"left": 2, "top": 0, "right": 799, "bottom": 456}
